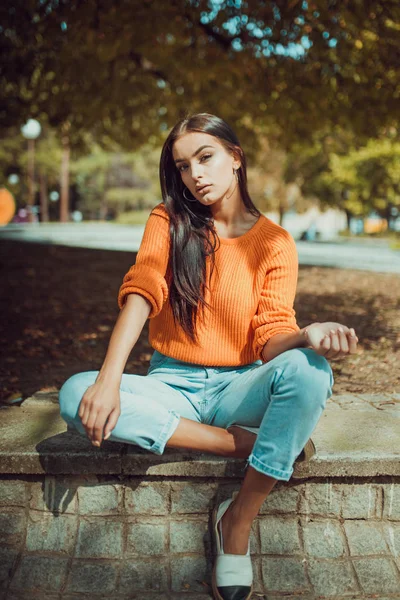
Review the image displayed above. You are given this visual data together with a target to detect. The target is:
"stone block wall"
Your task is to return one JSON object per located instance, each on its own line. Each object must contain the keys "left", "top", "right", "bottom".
{"left": 1, "top": 474, "right": 399, "bottom": 599}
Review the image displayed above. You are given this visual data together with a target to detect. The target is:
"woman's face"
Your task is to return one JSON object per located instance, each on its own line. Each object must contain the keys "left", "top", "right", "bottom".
{"left": 172, "top": 132, "right": 240, "bottom": 206}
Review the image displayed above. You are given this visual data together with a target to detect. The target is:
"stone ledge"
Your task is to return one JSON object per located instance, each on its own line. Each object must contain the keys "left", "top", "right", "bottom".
{"left": 0, "top": 391, "right": 399, "bottom": 477}
{"left": 1, "top": 390, "right": 400, "bottom": 599}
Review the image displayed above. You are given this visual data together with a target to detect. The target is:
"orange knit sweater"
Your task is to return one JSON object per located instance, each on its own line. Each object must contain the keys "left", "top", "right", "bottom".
{"left": 118, "top": 202, "right": 300, "bottom": 367}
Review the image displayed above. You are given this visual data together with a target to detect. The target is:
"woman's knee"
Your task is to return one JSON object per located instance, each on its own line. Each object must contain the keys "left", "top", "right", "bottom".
{"left": 280, "top": 347, "right": 334, "bottom": 404}
{"left": 59, "top": 371, "right": 98, "bottom": 423}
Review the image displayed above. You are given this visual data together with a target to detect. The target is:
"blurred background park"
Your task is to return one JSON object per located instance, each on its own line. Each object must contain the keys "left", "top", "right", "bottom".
{"left": 0, "top": 0, "right": 399, "bottom": 403}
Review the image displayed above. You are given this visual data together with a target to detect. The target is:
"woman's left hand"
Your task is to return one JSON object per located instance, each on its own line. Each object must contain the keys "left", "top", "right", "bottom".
{"left": 304, "top": 322, "right": 359, "bottom": 360}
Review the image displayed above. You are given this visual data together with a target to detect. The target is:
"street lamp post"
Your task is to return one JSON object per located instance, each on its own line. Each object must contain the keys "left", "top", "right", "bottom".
{"left": 20, "top": 119, "right": 42, "bottom": 223}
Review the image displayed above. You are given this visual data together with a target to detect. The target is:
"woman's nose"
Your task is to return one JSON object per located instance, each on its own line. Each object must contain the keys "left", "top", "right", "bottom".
{"left": 191, "top": 165, "right": 204, "bottom": 180}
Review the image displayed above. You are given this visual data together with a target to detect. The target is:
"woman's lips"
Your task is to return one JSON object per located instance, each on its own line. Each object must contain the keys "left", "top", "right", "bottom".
{"left": 198, "top": 185, "right": 211, "bottom": 194}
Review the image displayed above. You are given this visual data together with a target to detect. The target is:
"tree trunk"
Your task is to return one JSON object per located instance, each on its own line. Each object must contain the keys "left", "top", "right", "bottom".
{"left": 344, "top": 207, "right": 353, "bottom": 230}
{"left": 385, "top": 202, "right": 393, "bottom": 231}
{"left": 60, "top": 123, "right": 70, "bottom": 222}
{"left": 27, "top": 139, "right": 35, "bottom": 223}
{"left": 99, "top": 194, "right": 108, "bottom": 220}
{"left": 278, "top": 203, "right": 285, "bottom": 227}
{"left": 39, "top": 170, "right": 49, "bottom": 222}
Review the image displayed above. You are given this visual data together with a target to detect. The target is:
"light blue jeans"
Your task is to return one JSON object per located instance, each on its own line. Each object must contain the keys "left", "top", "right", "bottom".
{"left": 59, "top": 347, "right": 334, "bottom": 481}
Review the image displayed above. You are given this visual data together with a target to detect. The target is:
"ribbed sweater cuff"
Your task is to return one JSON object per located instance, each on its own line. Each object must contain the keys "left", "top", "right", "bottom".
{"left": 118, "top": 264, "right": 168, "bottom": 318}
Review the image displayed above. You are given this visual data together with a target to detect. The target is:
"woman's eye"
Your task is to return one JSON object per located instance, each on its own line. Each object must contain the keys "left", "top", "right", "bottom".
{"left": 179, "top": 154, "right": 211, "bottom": 172}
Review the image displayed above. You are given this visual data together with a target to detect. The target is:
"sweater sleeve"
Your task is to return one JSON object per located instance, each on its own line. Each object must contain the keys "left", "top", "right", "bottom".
{"left": 117, "top": 204, "right": 170, "bottom": 318}
{"left": 252, "top": 230, "right": 300, "bottom": 362}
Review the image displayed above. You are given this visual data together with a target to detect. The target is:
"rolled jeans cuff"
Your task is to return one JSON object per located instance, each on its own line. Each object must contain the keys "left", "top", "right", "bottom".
{"left": 152, "top": 410, "right": 181, "bottom": 455}
{"left": 246, "top": 452, "right": 293, "bottom": 482}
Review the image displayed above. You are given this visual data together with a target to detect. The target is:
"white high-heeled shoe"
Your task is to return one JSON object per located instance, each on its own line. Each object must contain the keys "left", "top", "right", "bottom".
{"left": 211, "top": 494, "right": 253, "bottom": 600}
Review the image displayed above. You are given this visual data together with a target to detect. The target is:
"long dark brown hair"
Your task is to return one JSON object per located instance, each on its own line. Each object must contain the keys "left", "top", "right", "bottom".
{"left": 159, "top": 112, "right": 261, "bottom": 344}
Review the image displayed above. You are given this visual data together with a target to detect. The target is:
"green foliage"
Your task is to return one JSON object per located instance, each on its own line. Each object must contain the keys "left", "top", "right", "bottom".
{"left": 328, "top": 138, "right": 400, "bottom": 217}
{"left": 1, "top": 0, "right": 399, "bottom": 220}
{"left": 0, "top": 124, "right": 63, "bottom": 206}
{"left": 1, "top": 1, "right": 399, "bottom": 152}
{"left": 71, "top": 139, "right": 160, "bottom": 215}
{"left": 0, "top": 130, "right": 26, "bottom": 201}
{"left": 284, "top": 127, "right": 400, "bottom": 220}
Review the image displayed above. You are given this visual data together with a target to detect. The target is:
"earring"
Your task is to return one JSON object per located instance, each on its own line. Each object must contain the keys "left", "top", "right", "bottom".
{"left": 183, "top": 187, "right": 197, "bottom": 202}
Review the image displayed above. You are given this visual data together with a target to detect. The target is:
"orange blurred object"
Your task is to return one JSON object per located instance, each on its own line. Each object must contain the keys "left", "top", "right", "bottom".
{"left": 0, "top": 188, "right": 16, "bottom": 225}
{"left": 364, "top": 216, "right": 388, "bottom": 234}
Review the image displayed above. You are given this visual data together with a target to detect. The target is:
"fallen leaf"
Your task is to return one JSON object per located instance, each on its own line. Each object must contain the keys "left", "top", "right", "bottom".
{"left": 1, "top": 391, "right": 23, "bottom": 405}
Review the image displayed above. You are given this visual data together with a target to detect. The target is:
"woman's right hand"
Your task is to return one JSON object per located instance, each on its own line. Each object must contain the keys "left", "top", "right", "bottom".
{"left": 78, "top": 381, "right": 121, "bottom": 447}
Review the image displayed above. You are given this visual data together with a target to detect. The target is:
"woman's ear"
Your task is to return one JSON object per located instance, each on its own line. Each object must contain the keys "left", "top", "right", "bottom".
{"left": 231, "top": 148, "right": 242, "bottom": 171}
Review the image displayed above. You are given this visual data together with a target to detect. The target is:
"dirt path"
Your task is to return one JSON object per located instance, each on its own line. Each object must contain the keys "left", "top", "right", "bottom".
{"left": 1, "top": 240, "right": 399, "bottom": 403}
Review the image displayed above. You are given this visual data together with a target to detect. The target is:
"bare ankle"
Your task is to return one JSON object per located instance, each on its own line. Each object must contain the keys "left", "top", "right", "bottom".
{"left": 224, "top": 501, "right": 253, "bottom": 530}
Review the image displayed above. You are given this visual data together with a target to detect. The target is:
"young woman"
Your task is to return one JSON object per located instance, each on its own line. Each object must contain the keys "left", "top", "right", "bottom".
{"left": 59, "top": 112, "right": 358, "bottom": 600}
